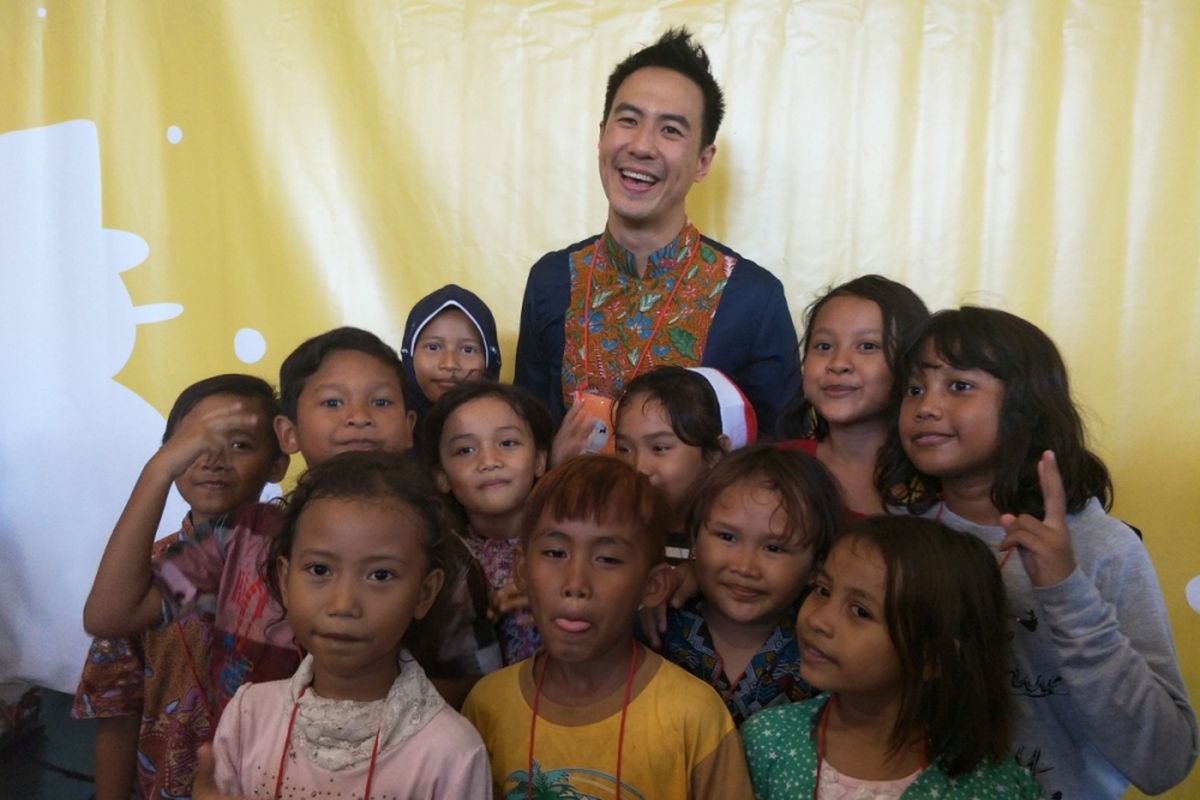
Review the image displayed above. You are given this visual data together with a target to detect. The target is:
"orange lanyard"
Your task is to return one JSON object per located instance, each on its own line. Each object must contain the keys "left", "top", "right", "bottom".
{"left": 528, "top": 641, "right": 639, "bottom": 800}
{"left": 275, "top": 686, "right": 382, "bottom": 800}
{"left": 579, "top": 230, "right": 703, "bottom": 394}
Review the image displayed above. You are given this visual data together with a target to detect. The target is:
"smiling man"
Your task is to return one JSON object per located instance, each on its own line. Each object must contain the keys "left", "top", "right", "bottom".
{"left": 515, "top": 28, "right": 798, "bottom": 440}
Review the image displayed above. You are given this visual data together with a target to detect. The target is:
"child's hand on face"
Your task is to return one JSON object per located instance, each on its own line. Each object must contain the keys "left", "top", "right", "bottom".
{"left": 488, "top": 583, "right": 529, "bottom": 620}
{"left": 999, "top": 450, "right": 1077, "bottom": 588}
{"left": 150, "top": 401, "right": 258, "bottom": 480}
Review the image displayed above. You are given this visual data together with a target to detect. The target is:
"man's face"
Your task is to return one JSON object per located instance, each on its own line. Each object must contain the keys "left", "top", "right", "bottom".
{"left": 598, "top": 67, "right": 715, "bottom": 239}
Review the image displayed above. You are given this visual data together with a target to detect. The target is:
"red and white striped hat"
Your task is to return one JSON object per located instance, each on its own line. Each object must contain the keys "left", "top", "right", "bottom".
{"left": 687, "top": 367, "right": 757, "bottom": 449}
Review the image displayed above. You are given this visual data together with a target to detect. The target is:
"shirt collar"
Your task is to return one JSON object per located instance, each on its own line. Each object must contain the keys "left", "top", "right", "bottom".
{"left": 601, "top": 223, "right": 695, "bottom": 279}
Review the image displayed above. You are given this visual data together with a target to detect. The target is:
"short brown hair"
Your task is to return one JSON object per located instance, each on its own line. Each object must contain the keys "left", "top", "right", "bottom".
{"left": 685, "top": 445, "right": 843, "bottom": 563}
{"left": 522, "top": 455, "right": 669, "bottom": 563}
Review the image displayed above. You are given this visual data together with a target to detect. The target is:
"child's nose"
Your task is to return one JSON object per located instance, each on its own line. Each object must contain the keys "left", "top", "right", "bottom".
{"left": 327, "top": 576, "right": 361, "bottom": 617}
{"left": 560, "top": 559, "right": 592, "bottom": 599}
{"left": 344, "top": 398, "right": 374, "bottom": 426}
{"left": 730, "top": 545, "right": 761, "bottom": 577}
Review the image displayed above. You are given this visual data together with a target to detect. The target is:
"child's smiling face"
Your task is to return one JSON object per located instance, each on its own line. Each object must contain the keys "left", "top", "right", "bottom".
{"left": 412, "top": 308, "right": 486, "bottom": 403}
{"left": 174, "top": 392, "right": 287, "bottom": 525}
{"left": 276, "top": 349, "right": 415, "bottom": 467}
{"left": 692, "top": 478, "right": 813, "bottom": 630}
{"left": 615, "top": 395, "right": 711, "bottom": 523}
{"left": 435, "top": 395, "right": 546, "bottom": 524}
{"left": 278, "top": 496, "right": 444, "bottom": 701}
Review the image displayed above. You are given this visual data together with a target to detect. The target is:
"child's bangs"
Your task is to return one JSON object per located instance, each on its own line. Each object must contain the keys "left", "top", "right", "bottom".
{"left": 912, "top": 314, "right": 1004, "bottom": 380}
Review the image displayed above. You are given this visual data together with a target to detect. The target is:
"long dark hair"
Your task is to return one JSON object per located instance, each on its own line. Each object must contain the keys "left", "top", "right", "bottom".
{"left": 877, "top": 307, "right": 1112, "bottom": 516}
{"left": 616, "top": 366, "right": 726, "bottom": 462}
{"left": 778, "top": 275, "right": 929, "bottom": 440}
{"left": 822, "top": 516, "right": 1012, "bottom": 776}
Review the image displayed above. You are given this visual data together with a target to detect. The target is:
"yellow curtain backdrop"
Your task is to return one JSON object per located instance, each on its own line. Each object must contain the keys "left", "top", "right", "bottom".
{"left": 1, "top": 1, "right": 1196, "bottom": 795}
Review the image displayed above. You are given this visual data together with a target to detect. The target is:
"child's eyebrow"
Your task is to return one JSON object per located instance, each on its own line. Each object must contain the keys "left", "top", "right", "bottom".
{"left": 593, "top": 535, "right": 635, "bottom": 549}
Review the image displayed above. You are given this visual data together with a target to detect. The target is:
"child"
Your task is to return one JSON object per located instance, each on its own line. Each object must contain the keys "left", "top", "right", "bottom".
{"left": 660, "top": 445, "right": 842, "bottom": 726}
{"left": 212, "top": 450, "right": 490, "bottom": 797}
{"left": 421, "top": 381, "right": 554, "bottom": 665}
{"left": 778, "top": 275, "right": 928, "bottom": 515}
{"left": 615, "top": 365, "right": 754, "bottom": 558}
{"left": 73, "top": 374, "right": 288, "bottom": 800}
{"left": 462, "top": 456, "right": 754, "bottom": 798}
{"left": 401, "top": 284, "right": 502, "bottom": 435}
{"left": 275, "top": 326, "right": 417, "bottom": 467}
{"left": 878, "top": 306, "right": 1197, "bottom": 798}
{"left": 743, "top": 516, "right": 1044, "bottom": 798}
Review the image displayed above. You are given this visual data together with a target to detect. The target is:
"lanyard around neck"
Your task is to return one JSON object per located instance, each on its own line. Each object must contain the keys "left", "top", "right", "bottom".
{"left": 579, "top": 229, "right": 703, "bottom": 394}
{"left": 527, "top": 641, "right": 639, "bottom": 800}
{"left": 275, "top": 685, "right": 383, "bottom": 800}
{"left": 813, "top": 695, "right": 927, "bottom": 800}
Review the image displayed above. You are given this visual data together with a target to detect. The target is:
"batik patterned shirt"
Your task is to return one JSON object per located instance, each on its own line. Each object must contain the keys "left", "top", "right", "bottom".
{"left": 661, "top": 597, "right": 814, "bottom": 726}
{"left": 560, "top": 222, "right": 733, "bottom": 405}
{"left": 72, "top": 516, "right": 215, "bottom": 799}
{"left": 460, "top": 530, "right": 540, "bottom": 665}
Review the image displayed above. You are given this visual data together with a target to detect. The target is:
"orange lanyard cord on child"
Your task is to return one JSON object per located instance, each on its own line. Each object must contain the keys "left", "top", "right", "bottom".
{"left": 528, "top": 640, "right": 639, "bottom": 800}
{"left": 173, "top": 621, "right": 216, "bottom": 725}
{"left": 578, "top": 229, "right": 703, "bottom": 394}
{"left": 274, "top": 685, "right": 383, "bottom": 800}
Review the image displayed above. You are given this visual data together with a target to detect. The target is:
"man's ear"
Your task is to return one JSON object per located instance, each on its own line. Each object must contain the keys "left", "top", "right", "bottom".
{"left": 274, "top": 415, "right": 301, "bottom": 456}
{"left": 694, "top": 143, "right": 716, "bottom": 183}
{"left": 276, "top": 556, "right": 291, "bottom": 609}
{"left": 414, "top": 568, "right": 446, "bottom": 621}
{"left": 640, "top": 563, "right": 675, "bottom": 609}
{"left": 268, "top": 453, "right": 291, "bottom": 484}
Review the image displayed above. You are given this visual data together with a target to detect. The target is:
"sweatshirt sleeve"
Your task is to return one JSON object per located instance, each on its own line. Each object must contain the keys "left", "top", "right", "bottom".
{"left": 1034, "top": 530, "right": 1198, "bottom": 793}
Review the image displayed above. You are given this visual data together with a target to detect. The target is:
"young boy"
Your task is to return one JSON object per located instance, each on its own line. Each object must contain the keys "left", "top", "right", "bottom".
{"left": 86, "top": 327, "right": 496, "bottom": 712}
{"left": 75, "top": 374, "right": 289, "bottom": 799}
{"left": 462, "top": 456, "right": 753, "bottom": 798}
{"left": 400, "top": 285, "right": 502, "bottom": 436}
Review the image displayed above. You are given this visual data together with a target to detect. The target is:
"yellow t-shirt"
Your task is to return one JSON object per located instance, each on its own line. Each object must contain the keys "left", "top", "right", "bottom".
{"left": 462, "top": 649, "right": 752, "bottom": 800}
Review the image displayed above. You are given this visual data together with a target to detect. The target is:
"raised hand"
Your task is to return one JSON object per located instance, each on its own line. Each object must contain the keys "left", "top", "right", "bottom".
{"left": 999, "top": 450, "right": 1076, "bottom": 588}
{"left": 151, "top": 400, "right": 259, "bottom": 480}
{"left": 489, "top": 582, "right": 530, "bottom": 619}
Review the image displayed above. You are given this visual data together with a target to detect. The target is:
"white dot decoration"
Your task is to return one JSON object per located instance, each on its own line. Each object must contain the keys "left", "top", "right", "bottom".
{"left": 37, "top": 8, "right": 47, "bottom": 18}
{"left": 234, "top": 328, "right": 267, "bottom": 364}
{"left": 166, "top": 125, "right": 183, "bottom": 144}
{"left": 1186, "top": 576, "right": 1200, "bottom": 615}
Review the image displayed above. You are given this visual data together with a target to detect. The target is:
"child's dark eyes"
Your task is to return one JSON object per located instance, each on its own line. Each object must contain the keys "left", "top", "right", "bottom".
{"left": 367, "top": 569, "right": 395, "bottom": 582}
{"left": 422, "top": 342, "right": 441, "bottom": 353}
{"left": 763, "top": 543, "right": 785, "bottom": 555}
{"left": 949, "top": 380, "right": 973, "bottom": 392}
{"left": 320, "top": 398, "right": 343, "bottom": 408}
{"left": 371, "top": 398, "right": 394, "bottom": 408}
{"left": 304, "top": 563, "right": 331, "bottom": 578}
{"left": 809, "top": 582, "right": 831, "bottom": 599}
{"left": 711, "top": 530, "right": 736, "bottom": 543}
{"left": 809, "top": 341, "right": 832, "bottom": 353}
{"left": 540, "top": 548, "right": 567, "bottom": 560}
{"left": 229, "top": 439, "right": 253, "bottom": 451}
{"left": 596, "top": 554, "right": 624, "bottom": 566}
{"left": 858, "top": 341, "right": 881, "bottom": 352}
{"left": 499, "top": 438, "right": 521, "bottom": 449}
{"left": 850, "top": 604, "right": 873, "bottom": 620}
{"left": 903, "top": 384, "right": 923, "bottom": 397}
{"left": 452, "top": 445, "right": 476, "bottom": 457}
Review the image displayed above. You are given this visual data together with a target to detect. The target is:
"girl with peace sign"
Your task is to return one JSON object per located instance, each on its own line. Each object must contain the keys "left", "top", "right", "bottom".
{"left": 877, "top": 307, "right": 1197, "bottom": 799}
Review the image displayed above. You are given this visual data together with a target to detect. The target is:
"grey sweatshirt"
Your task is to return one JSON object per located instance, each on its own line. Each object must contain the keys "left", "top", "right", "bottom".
{"left": 931, "top": 498, "right": 1197, "bottom": 799}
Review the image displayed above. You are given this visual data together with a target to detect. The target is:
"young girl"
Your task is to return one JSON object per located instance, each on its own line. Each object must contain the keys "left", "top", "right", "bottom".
{"left": 878, "top": 306, "right": 1197, "bottom": 798}
{"left": 615, "top": 365, "right": 754, "bottom": 558}
{"left": 401, "top": 284, "right": 502, "bottom": 439}
{"left": 743, "top": 516, "right": 1043, "bottom": 798}
{"left": 211, "top": 450, "right": 490, "bottom": 797}
{"left": 778, "top": 275, "right": 928, "bottom": 515}
{"left": 420, "top": 381, "right": 554, "bottom": 665}
{"left": 659, "top": 445, "right": 843, "bottom": 726}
